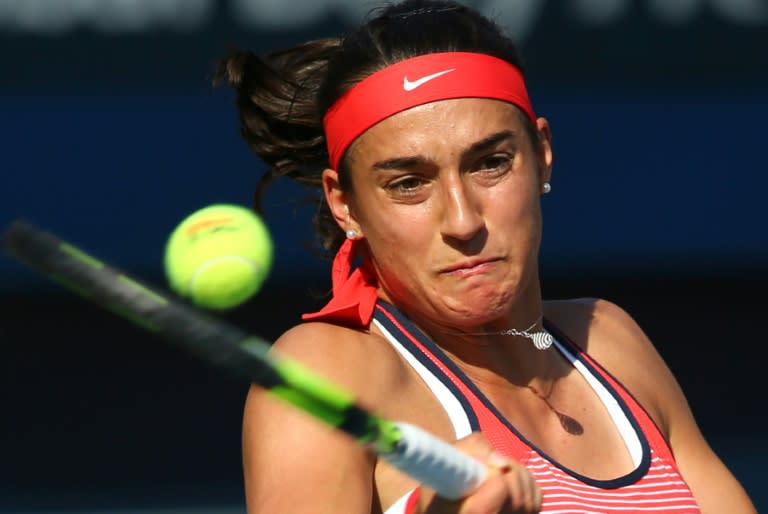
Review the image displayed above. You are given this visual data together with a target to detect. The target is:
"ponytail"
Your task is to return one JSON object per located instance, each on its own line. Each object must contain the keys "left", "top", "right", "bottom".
{"left": 215, "top": 39, "right": 344, "bottom": 253}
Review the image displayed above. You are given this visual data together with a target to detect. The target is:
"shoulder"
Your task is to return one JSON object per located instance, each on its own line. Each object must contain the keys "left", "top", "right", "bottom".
{"left": 544, "top": 296, "right": 655, "bottom": 358}
{"left": 544, "top": 297, "right": 649, "bottom": 358}
{"left": 269, "top": 321, "right": 410, "bottom": 408}
{"left": 544, "top": 297, "right": 641, "bottom": 337}
{"left": 242, "top": 321, "right": 397, "bottom": 511}
{"left": 544, "top": 297, "right": 676, "bottom": 434}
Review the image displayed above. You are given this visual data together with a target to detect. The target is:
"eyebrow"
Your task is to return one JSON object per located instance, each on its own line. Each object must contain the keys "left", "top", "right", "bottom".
{"left": 371, "top": 129, "right": 516, "bottom": 171}
{"left": 468, "top": 130, "right": 516, "bottom": 155}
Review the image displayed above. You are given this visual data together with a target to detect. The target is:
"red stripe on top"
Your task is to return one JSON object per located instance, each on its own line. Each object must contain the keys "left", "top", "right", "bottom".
{"left": 403, "top": 487, "right": 420, "bottom": 514}
{"left": 566, "top": 341, "right": 677, "bottom": 465}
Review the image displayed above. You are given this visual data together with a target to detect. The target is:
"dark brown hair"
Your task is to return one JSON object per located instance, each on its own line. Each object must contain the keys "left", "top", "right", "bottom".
{"left": 215, "top": 0, "right": 530, "bottom": 255}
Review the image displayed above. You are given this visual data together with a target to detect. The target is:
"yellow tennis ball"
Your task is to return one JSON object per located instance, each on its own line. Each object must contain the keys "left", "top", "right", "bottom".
{"left": 164, "top": 203, "right": 273, "bottom": 310}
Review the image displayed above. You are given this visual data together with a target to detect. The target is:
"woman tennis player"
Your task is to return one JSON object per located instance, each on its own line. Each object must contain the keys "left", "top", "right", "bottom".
{"left": 216, "top": 0, "right": 757, "bottom": 512}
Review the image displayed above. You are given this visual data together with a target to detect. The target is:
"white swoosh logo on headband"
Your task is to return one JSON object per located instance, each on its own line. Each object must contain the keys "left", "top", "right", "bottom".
{"left": 403, "top": 68, "right": 456, "bottom": 91}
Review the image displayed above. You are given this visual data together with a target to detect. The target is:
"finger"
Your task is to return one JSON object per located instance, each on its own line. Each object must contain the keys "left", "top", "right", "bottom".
{"left": 421, "top": 433, "right": 541, "bottom": 513}
{"left": 424, "top": 472, "right": 513, "bottom": 514}
{"left": 507, "top": 465, "right": 540, "bottom": 513}
{"left": 480, "top": 456, "right": 540, "bottom": 514}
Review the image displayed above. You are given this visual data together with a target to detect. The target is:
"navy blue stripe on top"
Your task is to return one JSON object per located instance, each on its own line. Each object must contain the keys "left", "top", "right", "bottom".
{"left": 374, "top": 302, "right": 480, "bottom": 431}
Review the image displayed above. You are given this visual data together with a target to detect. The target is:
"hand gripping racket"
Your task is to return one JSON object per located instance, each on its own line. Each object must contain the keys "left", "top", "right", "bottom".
{"left": 2, "top": 220, "right": 487, "bottom": 500}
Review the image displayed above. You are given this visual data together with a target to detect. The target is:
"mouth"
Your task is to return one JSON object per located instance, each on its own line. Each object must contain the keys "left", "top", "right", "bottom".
{"left": 441, "top": 257, "right": 502, "bottom": 275}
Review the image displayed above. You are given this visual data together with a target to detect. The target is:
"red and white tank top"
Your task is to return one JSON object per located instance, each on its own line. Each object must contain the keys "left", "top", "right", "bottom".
{"left": 373, "top": 301, "right": 701, "bottom": 514}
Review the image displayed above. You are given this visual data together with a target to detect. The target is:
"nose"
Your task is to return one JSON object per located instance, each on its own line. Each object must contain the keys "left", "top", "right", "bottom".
{"left": 439, "top": 176, "right": 484, "bottom": 242}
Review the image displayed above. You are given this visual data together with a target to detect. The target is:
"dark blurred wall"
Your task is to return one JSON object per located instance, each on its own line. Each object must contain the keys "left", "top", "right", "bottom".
{"left": 2, "top": 1, "right": 766, "bottom": 511}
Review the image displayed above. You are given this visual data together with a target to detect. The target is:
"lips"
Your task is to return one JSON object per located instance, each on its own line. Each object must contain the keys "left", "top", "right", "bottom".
{"left": 441, "top": 257, "right": 501, "bottom": 274}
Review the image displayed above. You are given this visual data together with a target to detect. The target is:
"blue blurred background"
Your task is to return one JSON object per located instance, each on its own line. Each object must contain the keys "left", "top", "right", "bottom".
{"left": 1, "top": 0, "right": 766, "bottom": 512}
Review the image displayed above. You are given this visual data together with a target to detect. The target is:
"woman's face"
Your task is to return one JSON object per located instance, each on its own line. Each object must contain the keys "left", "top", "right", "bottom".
{"left": 324, "top": 98, "right": 552, "bottom": 330}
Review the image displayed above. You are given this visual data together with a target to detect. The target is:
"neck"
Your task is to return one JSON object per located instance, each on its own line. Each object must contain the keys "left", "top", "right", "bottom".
{"left": 409, "top": 311, "right": 558, "bottom": 387}
{"left": 443, "top": 314, "right": 554, "bottom": 350}
{"left": 380, "top": 276, "right": 555, "bottom": 383}
{"left": 440, "top": 330, "right": 560, "bottom": 386}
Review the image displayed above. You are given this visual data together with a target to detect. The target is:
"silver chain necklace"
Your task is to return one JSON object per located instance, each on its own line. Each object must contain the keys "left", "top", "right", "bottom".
{"left": 461, "top": 316, "right": 554, "bottom": 350}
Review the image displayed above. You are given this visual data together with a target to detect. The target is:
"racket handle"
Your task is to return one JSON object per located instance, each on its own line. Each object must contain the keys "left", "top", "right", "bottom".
{"left": 383, "top": 422, "right": 487, "bottom": 500}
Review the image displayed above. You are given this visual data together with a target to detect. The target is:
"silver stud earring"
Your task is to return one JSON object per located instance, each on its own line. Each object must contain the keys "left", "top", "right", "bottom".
{"left": 346, "top": 229, "right": 359, "bottom": 239}
{"left": 542, "top": 182, "right": 552, "bottom": 194}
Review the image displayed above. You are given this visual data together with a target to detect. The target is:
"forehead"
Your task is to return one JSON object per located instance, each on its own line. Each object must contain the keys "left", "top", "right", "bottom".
{"left": 346, "top": 98, "right": 528, "bottom": 163}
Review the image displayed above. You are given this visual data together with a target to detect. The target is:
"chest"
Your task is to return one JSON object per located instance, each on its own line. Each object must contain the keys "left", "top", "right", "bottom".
{"left": 482, "top": 373, "right": 638, "bottom": 480}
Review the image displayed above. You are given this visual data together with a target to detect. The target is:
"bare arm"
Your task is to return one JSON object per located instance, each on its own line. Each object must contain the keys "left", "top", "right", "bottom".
{"left": 242, "top": 382, "right": 375, "bottom": 513}
{"left": 242, "top": 322, "right": 383, "bottom": 513}
{"left": 649, "top": 340, "right": 756, "bottom": 512}
{"left": 669, "top": 413, "right": 756, "bottom": 513}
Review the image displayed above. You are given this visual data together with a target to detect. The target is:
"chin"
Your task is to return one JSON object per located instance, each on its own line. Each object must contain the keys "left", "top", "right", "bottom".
{"left": 442, "top": 293, "right": 512, "bottom": 325}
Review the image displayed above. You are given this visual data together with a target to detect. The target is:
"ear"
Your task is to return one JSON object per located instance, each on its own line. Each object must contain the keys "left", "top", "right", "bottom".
{"left": 321, "top": 168, "right": 362, "bottom": 237}
{"left": 535, "top": 117, "right": 553, "bottom": 190}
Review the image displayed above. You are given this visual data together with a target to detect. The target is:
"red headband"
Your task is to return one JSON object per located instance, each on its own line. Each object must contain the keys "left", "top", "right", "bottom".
{"left": 323, "top": 52, "right": 536, "bottom": 170}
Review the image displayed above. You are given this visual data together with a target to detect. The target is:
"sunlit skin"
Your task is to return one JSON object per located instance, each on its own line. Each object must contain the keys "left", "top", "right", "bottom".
{"left": 323, "top": 98, "right": 553, "bottom": 348}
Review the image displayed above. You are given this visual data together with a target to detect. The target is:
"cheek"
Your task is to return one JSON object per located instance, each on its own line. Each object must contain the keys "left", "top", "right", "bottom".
{"left": 487, "top": 186, "right": 543, "bottom": 258}
{"left": 363, "top": 213, "right": 435, "bottom": 290}
{"left": 490, "top": 179, "right": 539, "bottom": 221}
{"left": 367, "top": 220, "right": 431, "bottom": 271}
{"left": 368, "top": 243, "right": 423, "bottom": 304}
{"left": 355, "top": 188, "right": 434, "bottom": 243}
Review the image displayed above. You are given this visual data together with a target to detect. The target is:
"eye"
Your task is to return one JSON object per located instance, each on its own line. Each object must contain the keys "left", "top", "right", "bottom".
{"left": 475, "top": 154, "right": 512, "bottom": 174}
{"left": 386, "top": 175, "right": 427, "bottom": 196}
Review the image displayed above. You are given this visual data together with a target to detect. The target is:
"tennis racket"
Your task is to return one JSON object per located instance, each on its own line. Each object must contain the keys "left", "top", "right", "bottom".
{"left": 2, "top": 219, "right": 487, "bottom": 500}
